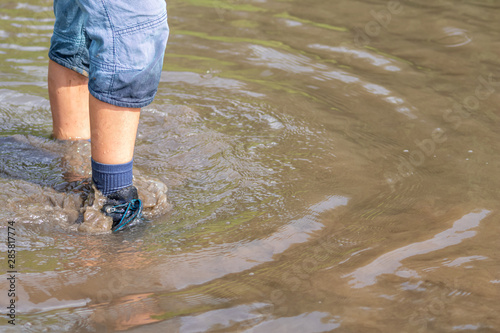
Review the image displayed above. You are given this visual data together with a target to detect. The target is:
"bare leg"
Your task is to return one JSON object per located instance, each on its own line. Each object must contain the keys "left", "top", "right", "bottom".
{"left": 48, "top": 59, "right": 90, "bottom": 140}
{"left": 48, "top": 59, "right": 139, "bottom": 163}
{"left": 88, "top": 96, "right": 142, "bottom": 231}
{"left": 89, "top": 95, "right": 140, "bottom": 165}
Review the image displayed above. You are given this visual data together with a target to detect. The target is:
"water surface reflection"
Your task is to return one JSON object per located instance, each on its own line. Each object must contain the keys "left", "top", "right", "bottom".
{"left": 1, "top": 0, "right": 500, "bottom": 332}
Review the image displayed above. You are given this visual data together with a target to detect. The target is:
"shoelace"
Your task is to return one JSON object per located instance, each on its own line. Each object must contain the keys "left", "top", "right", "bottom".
{"left": 109, "top": 199, "right": 143, "bottom": 232}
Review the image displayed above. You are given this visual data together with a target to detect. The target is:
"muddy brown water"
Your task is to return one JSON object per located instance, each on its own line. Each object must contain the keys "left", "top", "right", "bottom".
{"left": 1, "top": 0, "right": 500, "bottom": 332}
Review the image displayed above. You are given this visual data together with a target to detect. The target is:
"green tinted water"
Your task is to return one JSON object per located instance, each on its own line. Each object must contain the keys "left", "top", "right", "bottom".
{"left": 1, "top": 0, "right": 500, "bottom": 332}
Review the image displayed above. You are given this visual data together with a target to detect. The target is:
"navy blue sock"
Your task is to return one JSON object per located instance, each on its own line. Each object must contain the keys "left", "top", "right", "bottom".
{"left": 91, "top": 158, "right": 133, "bottom": 196}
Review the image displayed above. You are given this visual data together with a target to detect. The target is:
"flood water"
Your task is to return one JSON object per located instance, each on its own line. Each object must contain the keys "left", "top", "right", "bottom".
{"left": 1, "top": 0, "right": 500, "bottom": 332}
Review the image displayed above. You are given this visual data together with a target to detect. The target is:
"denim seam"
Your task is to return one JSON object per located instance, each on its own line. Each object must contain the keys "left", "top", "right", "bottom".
{"left": 99, "top": 0, "right": 116, "bottom": 100}
{"left": 89, "top": 59, "right": 133, "bottom": 71}
{"left": 115, "top": 11, "right": 168, "bottom": 37}
{"left": 52, "top": 29, "right": 81, "bottom": 43}
{"left": 75, "top": 25, "right": 87, "bottom": 69}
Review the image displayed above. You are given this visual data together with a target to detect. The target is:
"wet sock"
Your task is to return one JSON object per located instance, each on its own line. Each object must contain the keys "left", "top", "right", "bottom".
{"left": 91, "top": 158, "right": 133, "bottom": 196}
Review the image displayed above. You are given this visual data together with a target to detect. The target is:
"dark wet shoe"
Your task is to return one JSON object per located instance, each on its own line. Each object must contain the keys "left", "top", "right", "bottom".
{"left": 102, "top": 186, "right": 143, "bottom": 232}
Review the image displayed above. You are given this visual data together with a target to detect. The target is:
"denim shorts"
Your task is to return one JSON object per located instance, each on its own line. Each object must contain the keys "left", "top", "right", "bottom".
{"left": 49, "top": 0, "right": 169, "bottom": 108}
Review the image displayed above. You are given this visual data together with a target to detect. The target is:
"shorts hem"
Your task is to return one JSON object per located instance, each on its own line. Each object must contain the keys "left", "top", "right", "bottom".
{"left": 48, "top": 53, "right": 89, "bottom": 77}
{"left": 89, "top": 89, "right": 154, "bottom": 108}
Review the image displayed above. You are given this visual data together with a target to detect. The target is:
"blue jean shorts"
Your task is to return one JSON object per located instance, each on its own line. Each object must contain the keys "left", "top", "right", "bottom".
{"left": 49, "top": 0, "right": 169, "bottom": 108}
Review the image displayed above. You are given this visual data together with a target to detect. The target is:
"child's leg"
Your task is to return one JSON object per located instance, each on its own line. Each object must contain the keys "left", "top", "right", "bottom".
{"left": 77, "top": 0, "right": 168, "bottom": 200}
{"left": 89, "top": 95, "right": 140, "bottom": 199}
{"left": 89, "top": 95, "right": 140, "bottom": 165}
{"left": 49, "top": 0, "right": 168, "bottom": 231}
{"left": 48, "top": 59, "right": 90, "bottom": 140}
{"left": 48, "top": 0, "right": 90, "bottom": 140}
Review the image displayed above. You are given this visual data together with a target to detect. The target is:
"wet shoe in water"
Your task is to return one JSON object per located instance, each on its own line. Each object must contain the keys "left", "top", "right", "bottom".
{"left": 102, "top": 185, "right": 143, "bottom": 232}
